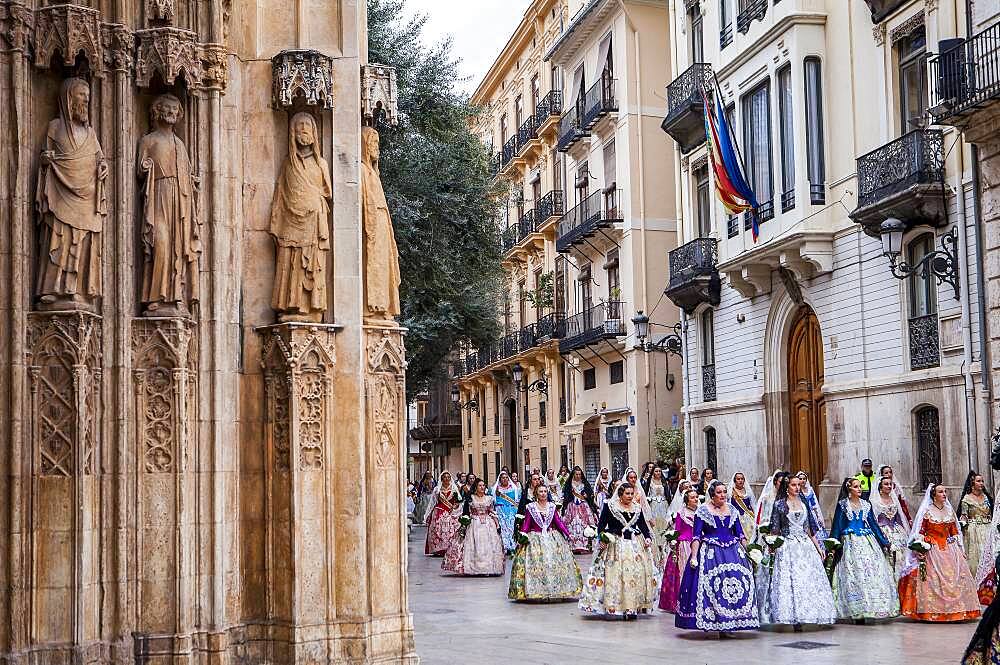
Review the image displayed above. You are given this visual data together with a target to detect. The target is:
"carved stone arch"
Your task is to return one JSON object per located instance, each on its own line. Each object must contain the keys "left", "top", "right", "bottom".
{"left": 33, "top": 4, "right": 105, "bottom": 77}
{"left": 366, "top": 329, "right": 406, "bottom": 375}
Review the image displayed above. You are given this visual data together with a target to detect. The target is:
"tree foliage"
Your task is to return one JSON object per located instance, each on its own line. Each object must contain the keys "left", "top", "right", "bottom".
{"left": 368, "top": 0, "right": 506, "bottom": 400}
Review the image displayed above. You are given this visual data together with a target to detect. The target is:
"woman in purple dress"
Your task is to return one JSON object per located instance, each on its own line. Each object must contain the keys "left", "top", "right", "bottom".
{"left": 676, "top": 480, "right": 759, "bottom": 633}
{"left": 658, "top": 487, "right": 698, "bottom": 613}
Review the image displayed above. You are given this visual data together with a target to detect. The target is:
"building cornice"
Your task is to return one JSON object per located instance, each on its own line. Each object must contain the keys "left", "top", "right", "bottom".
{"left": 716, "top": 12, "right": 827, "bottom": 82}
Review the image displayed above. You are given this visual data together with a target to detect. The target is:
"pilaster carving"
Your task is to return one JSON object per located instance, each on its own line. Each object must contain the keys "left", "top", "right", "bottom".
{"left": 199, "top": 42, "right": 228, "bottom": 90}
{"left": 33, "top": 3, "right": 104, "bottom": 76}
{"left": 2, "top": 2, "right": 33, "bottom": 52}
{"left": 146, "top": 0, "right": 174, "bottom": 24}
{"left": 27, "top": 311, "right": 102, "bottom": 477}
{"left": 134, "top": 26, "right": 201, "bottom": 88}
{"left": 272, "top": 49, "right": 334, "bottom": 110}
{"left": 361, "top": 63, "right": 399, "bottom": 127}
{"left": 101, "top": 22, "right": 134, "bottom": 72}
{"left": 873, "top": 22, "right": 887, "bottom": 46}
{"left": 365, "top": 328, "right": 406, "bottom": 469}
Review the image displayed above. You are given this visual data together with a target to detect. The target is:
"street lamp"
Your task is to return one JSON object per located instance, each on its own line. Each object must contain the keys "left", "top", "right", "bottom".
{"left": 511, "top": 362, "right": 548, "bottom": 397}
{"left": 450, "top": 384, "right": 478, "bottom": 412}
{"left": 878, "top": 218, "right": 959, "bottom": 301}
{"left": 631, "top": 311, "right": 683, "bottom": 358}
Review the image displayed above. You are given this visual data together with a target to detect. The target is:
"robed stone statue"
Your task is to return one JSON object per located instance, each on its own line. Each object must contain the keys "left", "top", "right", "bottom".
{"left": 269, "top": 112, "right": 331, "bottom": 322}
{"left": 137, "top": 94, "right": 201, "bottom": 317}
{"left": 361, "top": 126, "right": 400, "bottom": 322}
{"left": 35, "top": 77, "right": 108, "bottom": 311}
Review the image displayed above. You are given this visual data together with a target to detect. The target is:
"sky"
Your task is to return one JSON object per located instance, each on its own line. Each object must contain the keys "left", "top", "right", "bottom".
{"left": 405, "top": 0, "right": 535, "bottom": 95}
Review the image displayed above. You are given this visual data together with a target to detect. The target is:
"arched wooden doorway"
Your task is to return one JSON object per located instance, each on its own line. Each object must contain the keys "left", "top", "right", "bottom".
{"left": 504, "top": 399, "right": 518, "bottom": 473}
{"left": 787, "top": 306, "right": 827, "bottom": 482}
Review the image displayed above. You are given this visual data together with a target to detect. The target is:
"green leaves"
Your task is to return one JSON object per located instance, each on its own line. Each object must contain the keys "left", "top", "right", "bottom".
{"left": 368, "top": 0, "right": 505, "bottom": 400}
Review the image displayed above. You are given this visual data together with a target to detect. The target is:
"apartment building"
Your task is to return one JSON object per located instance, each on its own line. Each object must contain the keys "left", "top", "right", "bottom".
{"left": 453, "top": 0, "right": 683, "bottom": 483}
{"left": 662, "top": 0, "right": 990, "bottom": 507}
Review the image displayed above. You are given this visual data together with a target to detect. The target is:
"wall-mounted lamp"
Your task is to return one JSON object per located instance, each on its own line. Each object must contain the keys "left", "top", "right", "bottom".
{"left": 512, "top": 362, "right": 549, "bottom": 397}
{"left": 631, "top": 311, "right": 683, "bottom": 358}
{"left": 879, "top": 218, "right": 959, "bottom": 301}
{"left": 450, "top": 385, "right": 479, "bottom": 412}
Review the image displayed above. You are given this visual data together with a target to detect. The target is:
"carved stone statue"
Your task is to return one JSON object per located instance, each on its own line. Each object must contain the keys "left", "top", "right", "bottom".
{"left": 35, "top": 77, "right": 108, "bottom": 311}
{"left": 361, "top": 126, "right": 401, "bottom": 322}
{"left": 137, "top": 94, "right": 201, "bottom": 317}
{"left": 269, "top": 112, "right": 331, "bottom": 323}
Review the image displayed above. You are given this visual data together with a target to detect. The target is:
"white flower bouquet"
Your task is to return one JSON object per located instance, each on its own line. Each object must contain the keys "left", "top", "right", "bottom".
{"left": 583, "top": 526, "right": 598, "bottom": 539}
{"left": 763, "top": 534, "right": 785, "bottom": 551}
{"left": 909, "top": 536, "right": 931, "bottom": 580}
{"left": 600, "top": 532, "right": 617, "bottom": 545}
{"left": 662, "top": 527, "right": 679, "bottom": 543}
{"left": 745, "top": 543, "right": 765, "bottom": 570}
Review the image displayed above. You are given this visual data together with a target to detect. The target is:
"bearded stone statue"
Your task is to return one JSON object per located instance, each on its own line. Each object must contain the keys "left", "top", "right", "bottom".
{"left": 137, "top": 93, "right": 201, "bottom": 317}
{"left": 35, "top": 77, "right": 108, "bottom": 311}
{"left": 269, "top": 112, "right": 331, "bottom": 323}
{"left": 361, "top": 126, "right": 400, "bottom": 322}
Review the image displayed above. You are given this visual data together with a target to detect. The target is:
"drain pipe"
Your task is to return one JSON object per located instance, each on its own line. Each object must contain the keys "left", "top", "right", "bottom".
{"left": 956, "top": 141, "right": 979, "bottom": 473}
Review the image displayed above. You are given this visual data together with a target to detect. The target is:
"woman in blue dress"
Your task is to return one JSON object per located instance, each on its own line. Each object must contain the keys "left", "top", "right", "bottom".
{"left": 676, "top": 480, "right": 760, "bottom": 634}
{"left": 797, "top": 470, "right": 829, "bottom": 540}
{"left": 491, "top": 471, "right": 521, "bottom": 553}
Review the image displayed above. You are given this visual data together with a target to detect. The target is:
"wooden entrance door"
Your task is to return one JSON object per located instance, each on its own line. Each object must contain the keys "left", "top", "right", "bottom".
{"left": 787, "top": 306, "right": 827, "bottom": 482}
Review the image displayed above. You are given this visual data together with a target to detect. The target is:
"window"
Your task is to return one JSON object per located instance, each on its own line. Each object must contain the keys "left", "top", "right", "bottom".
{"left": 531, "top": 74, "right": 540, "bottom": 110}
{"left": 523, "top": 393, "right": 529, "bottom": 426}
{"left": 689, "top": 3, "right": 704, "bottom": 63}
{"left": 603, "top": 141, "right": 617, "bottom": 216}
{"left": 533, "top": 267, "right": 543, "bottom": 321}
{"left": 720, "top": 0, "right": 733, "bottom": 48}
{"left": 560, "top": 445, "right": 569, "bottom": 469}
{"left": 705, "top": 427, "right": 718, "bottom": 476}
{"left": 579, "top": 264, "right": 593, "bottom": 312}
{"left": 493, "top": 385, "right": 500, "bottom": 434}
{"left": 518, "top": 280, "right": 527, "bottom": 327}
{"left": 576, "top": 160, "right": 590, "bottom": 202}
{"left": 804, "top": 58, "right": 826, "bottom": 204}
{"left": 908, "top": 233, "right": 940, "bottom": 370}
{"left": 742, "top": 82, "right": 774, "bottom": 219}
{"left": 515, "top": 95, "right": 524, "bottom": 129}
{"left": 555, "top": 257, "right": 567, "bottom": 316}
{"left": 898, "top": 27, "right": 928, "bottom": 132}
{"left": 610, "top": 360, "right": 624, "bottom": 384}
{"left": 494, "top": 451, "right": 501, "bottom": 475}
{"left": 503, "top": 288, "right": 512, "bottom": 332}
{"left": 553, "top": 152, "right": 563, "bottom": 195}
{"left": 702, "top": 310, "right": 717, "bottom": 402}
{"left": 584, "top": 444, "right": 600, "bottom": 481}
{"left": 481, "top": 389, "right": 487, "bottom": 436}
{"left": 523, "top": 448, "right": 530, "bottom": 471}
{"left": 605, "top": 248, "right": 620, "bottom": 304}
{"left": 695, "top": 165, "right": 711, "bottom": 237}
{"left": 916, "top": 406, "right": 941, "bottom": 487}
{"left": 727, "top": 214, "right": 739, "bottom": 239}
{"left": 777, "top": 65, "right": 795, "bottom": 212}
{"left": 599, "top": 34, "right": 614, "bottom": 79}
{"left": 539, "top": 401, "right": 547, "bottom": 428}
{"left": 500, "top": 114, "right": 508, "bottom": 146}
{"left": 483, "top": 452, "right": 488, "bottom": 478}
{"left": 468, "top": 454, "right": 473, "bottom": 474}
{"left": 540, "top": 447, "right": 548, "bottom": 473}
{"left": 583, "top": 368, "right": 597, "bottom": 390}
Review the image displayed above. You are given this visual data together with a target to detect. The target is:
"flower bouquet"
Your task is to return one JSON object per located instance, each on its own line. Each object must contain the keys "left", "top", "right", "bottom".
{"left": 822, "top": 538, "right": 842, "bottom": 582}
{"left": 663, "top": 527, "right": 679, "bottom": 544}
{"left": 516, "top": 531, "right": 530, "bottom": 547}
{"left": 745, "top": 543, "right": 765, "bottom": 572}
{"left": 909, "top": 536, "right": 932, "bottom": 580}
{"left": 458, "top": 514, "right": 471, "bottom": 537}
{"left": 600, "top": 532, "right": 617, "bottom": 545}
{"left": 583, "top": 526, "right": 598, "bottom": 540}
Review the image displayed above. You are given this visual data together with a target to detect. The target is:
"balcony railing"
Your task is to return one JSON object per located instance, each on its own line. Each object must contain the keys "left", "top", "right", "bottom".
{"left": 662, "top": 63, "right": 713, "bottom": 153}
{"left": 500, "top": 136, "right": 517, "bottom": 169}
{"left": 460, "top": 316, "right": 565, "bottom": 375}
{"left": 929, "top": 23, "right": 1000, "bottom": 124}
{"left": 558, "top": 301, "right": 626, "bottom": 354}
{"left": 666, "top": 237, "right": 721, "bottom": 314}
{"left": 556, "top": 103, "right": 588, "bottom": 152}
{"left": 736, "top": 0, "right": 767, "bottom": 34}
{"left": 536, "top": 312, "right": 565, "bottom": 340}
{"left": 702, "top": 363, "right": 717, "bottom": 402}
{"left": 909, "top": 314, "right": 940, "bottom": 370}
{"left": 851, "top": 129, "right": 946, "bottom": 234}
{"left": 488, "top": 152, "right": 501, "bottom": 177}
{"left": 581, "top": 74, "right": 617, "bottom": 129}
{"left": 516, "top": 114, "right": 539, "bottom": 154}
{"left": 501, "top": 223, "right": 519, "bottom": 254}
{"left": 720, "top": 23, "right": 733, "bottom": 49}
{"left": 536, "top": 190, "right": 565, "bottom": 222}
{"left": 556, "top": 189, "right": 623, "bottom": 253}
{"left": 536, "top": 90, "right": 563, "bottom": 121}
{"left": 518, "top": 208, "right": 538, "bottom": 240}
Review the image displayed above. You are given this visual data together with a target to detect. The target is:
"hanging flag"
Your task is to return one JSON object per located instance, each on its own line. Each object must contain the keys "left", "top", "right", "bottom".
{"left": 702, "top": 92, "right": 761, "bottom": 241}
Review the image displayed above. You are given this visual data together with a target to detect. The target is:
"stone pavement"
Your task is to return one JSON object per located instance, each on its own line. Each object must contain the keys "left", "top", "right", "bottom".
{"left": 408, "top": 525, "right": 976, "bottom": 665}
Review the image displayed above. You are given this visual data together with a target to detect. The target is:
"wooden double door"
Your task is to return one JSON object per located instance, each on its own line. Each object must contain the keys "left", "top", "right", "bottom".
{"left": 787, "top": 306, "right": 828, "bottom": 482}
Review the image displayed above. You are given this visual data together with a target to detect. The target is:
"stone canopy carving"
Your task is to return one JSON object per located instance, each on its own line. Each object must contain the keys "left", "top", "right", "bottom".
{"left": 270, "top": 112, "right": 331, "bottom": 323}
{"left": 137, "top": 94, "right": 201, "bottom": 317}
{"left": 272, "top": 49, "right": 334, "bottom": 109}
{"left": 35, "top": 77, "right": 108, "bottom": 312}
{"left": 361, "top": 64, "right": 399, "bottom": 127}
{"left": 134, "top": 26, "right": 201, "bottom": 87}
{"left": 361, "top": 126, "right": 401, "bottom": 322}
{"left": 33, "top": 4, "right": 104, "bottom": 77}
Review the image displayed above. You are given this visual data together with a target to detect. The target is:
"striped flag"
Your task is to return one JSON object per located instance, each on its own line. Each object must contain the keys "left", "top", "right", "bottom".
{"left": 702, "top": 92, "right": 760, "bottom": 241}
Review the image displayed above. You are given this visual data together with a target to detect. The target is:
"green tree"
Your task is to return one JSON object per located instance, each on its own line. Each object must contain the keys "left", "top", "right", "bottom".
{"left": 368, "top": 0, "right": 506, "bottom": 400}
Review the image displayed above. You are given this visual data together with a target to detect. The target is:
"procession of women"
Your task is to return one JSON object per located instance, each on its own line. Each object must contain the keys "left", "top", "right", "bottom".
{"left": 407, "top": 461, "right": 1000, "bottom": 656}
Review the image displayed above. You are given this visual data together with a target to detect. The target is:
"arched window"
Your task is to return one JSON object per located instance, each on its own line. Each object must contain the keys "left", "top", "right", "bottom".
{"left": 907, "top": 233, "right": 940, "bottom": 370}
{"left": 915, "top": 406, "right": 942, "bottom": 488}
{"left": 705, "top": 427, "right": 718, "bottom": 476}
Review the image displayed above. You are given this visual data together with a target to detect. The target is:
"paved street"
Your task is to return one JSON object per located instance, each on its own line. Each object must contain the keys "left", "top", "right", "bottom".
{"left": 408, "top": 525, "right": 976, "bottom": 665}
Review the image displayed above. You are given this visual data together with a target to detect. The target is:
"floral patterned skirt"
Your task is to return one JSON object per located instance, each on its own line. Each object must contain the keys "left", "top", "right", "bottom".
{"left": 425, "top": 506, "right": 459, "bottom": 556}
{"left": 966, "top": 522, "right": 992, "bottom": 582}
{"left": 563, "top": 502, "right": 597, "bottom": 553}
{"left": 442, "top": 516, "right": 505, "bottom": 576}
{"left": 833, "top": 534, "right": 900, "bottom": 619}
{"left": 579, "top": 536, "right": 659, "bottom": 616}
{"left": 767, "top": 534, "right": 836, "bottom": 625}
{"left": 880, "top": 522, "right": 910, "bottom": 582}
{"left": 658, "top": 540, "right": 691, "bottom": 613}
{"left": 899, "top": 540, "right": 981, "bottom": 622}
{"left": 507, "top": 531, "right": 581, "bottom": 601}
{"left": 676, "top": 541, "right": 759, "bottom": 632}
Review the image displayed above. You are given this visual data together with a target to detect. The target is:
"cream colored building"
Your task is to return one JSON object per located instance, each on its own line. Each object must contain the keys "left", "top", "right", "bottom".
{"left": 454, "top": 0, "right": 683, "bottom": 484}
{"left": 662, "top": 0, "right": 991, "bottom": 508}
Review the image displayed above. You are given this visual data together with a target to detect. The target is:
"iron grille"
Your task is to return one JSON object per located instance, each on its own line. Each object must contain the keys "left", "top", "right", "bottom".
{"left": 500, "top": 136, "right": 517, "bottom": 169}
{"left": 720, "top": 24, "right": 733, "bottom": 49}
{"left": 501, "top": 224, "right": 519, "bottom": 254}
{"left": 909, "top": 314, "right": 940, "bottom": 370}
{"left": 581, "top": 73, "right": 617, "bottom": 128}
{"left": 516, "top": 114, "right": 538, "bottom": 154}
{"left": 781, "top": 188, "right": 795, "bottom": 212}
{"left": 556, "top": 189, "right": 622, "bottom": 253}
{"left": 929, "top": 22, "right": 1000, "bottom": 122}
{"left": 518, "top": 208, "right": 538, "bottom": 241}
{"left": 855, "top": 130, "right": 944, "bottom": 209}
{"left": 536, "top": 190, "right": 565, "bottom": 221}
{"left": 559, "top": 397, "right": 567, "bottom": 425}
{"left": 535, "top": 90, "right": 563, "bottom": 119}
{"left": 666, "top": 63, "right": 714, "bottom": 119}
{"left": 810, "top": 184, "right": 826, "bottom": 205}
{"left": 558, "top": 301, "right": 626, "bottom": 352}
{"left": 702, "top": 363, "right": 717, "bottom": 402}
{"left": 727, "top": 215, "right": 739, "bottom": 238}
{"left": 536, "top": 312, "right": 565, "bottom": 339}
{"left": 737, "top": 0, "right": 767, "bottom": 34}
{"left": 917, "top": 406, "right": 942, "bottom": 488}
{"left": 557, "top": 103, "right": 587, "bottom": 151}
{"left": 668, "top": 237, "right": 719, "bottom": 289}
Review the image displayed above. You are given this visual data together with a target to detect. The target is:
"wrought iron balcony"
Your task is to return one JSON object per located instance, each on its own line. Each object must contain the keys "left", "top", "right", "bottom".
{"left": 518, "top": 208, "right": 538, "bottom": 241}
{"left": 606, "top": 425, "right": 628, "bottom": 446}
{"left": 516, "top": 114, "right": 539, "bottom": 155}
{"left": 501, "top": 223, "right": 519, "bottom": 254}
{"left": 661, "top": 63, "right": 713, "bottom": 153}
{"left": 500, "top": 136, "right": 517, "bottom": 170}
{"left": 702, "top": 363, "right": 717, "bottom": 402}
{"left": 536, "top": 312, "right": 565, "bottom": 340}
{"left": 488, "top": 151, "right": 501, "bottom": 177}
{"left": 929, "top": 23, "right": 1000, "bottom": 126}
{"left": 556, "top": 103, "right": 588, "bottom": 152}
{"left": 536, "top": 90, "right": 563, "bottom": 122}
{"left": 558, "top": 301, "right": 627, "bottom": 354}
{"left": 665, "top": 237, "right": 721, "bottom": 314}
{"left": 581, "top": 74, "right": 617, "bottom": 130}
{"left": 737, "top": 0, "right": 767, "bottom": 34}
{"left": 556, "top": 190, "right": 623, "bottom": 253}
{"left": 536, "top": 190, "right": 565, "bottom": 223}
{"left": 850, "top": 129, "right": 946, "bottom": 236}
{"left": 909, "top": 314, "right": 940, "bottom": 370}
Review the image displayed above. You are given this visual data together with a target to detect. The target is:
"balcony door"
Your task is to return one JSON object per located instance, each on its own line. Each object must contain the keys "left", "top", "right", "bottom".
{"left": 787, "top": 306, "right": 827, "bottom": 482}
{"left": 505, "top": 398, "right": 519, "bottom": 473}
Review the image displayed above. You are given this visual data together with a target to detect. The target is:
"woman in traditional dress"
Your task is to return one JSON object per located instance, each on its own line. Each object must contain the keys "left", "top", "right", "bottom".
{"left": 676, "top": 480, "right": 759, "bottom": 633}
{"left": 976, "top": 501, "right": 1000, "bottom": 605}
{"left": 729, "top": 472, "right": 757, "bottom": 544}
{"left": 492, "top": 471, "right": 521, "bottom": 553}
{"left": 960, "top": 471, "right": 995, "bottom": 578}
{"left": 516, "top": 471, "right": 542, "bottom": 517}
{"left": 640, "top": 462, "right": 656, "bottom": 486}
{"left": 797, "top": 470, "right": 828, "bottom": 540}
{"left": 594, "top": 467, "right": 612, "bottom": 511}
{"left": 764, "top": 474, "right": 836, "bottom": 627}
{"left": 879, "top": 464, "right": 913, "bottom": 523}
{"left": 508, "top": 484, "right": 582, "bottom": 602}
{"left": 753, "top": 470, "right": 787, "bottom": 624}
{"left": 413, "top": 471, "right": 435, "bottom": 524}
{"left": 872, "top": 475, "right": 911, "bottom": 581}
{"left": 828, "top": 477, "right": 899, "bottom": 621}
{"left": 442, "top": 479, "right": 505, "bottom": 576}
{"left": 899, "top": 483, "right": 981, "bottom": 622}
{"left": 425, "top": 471, "right": 463, "bottom": 556}
{"left": 658, "top": 487, "right": 698, "bottom": 614}
{"left": 755, "top": 470, "right": 786, "bottom": 537}
{"left": 688, "top": 467, "right": 701, "bottom": 496}
{"left": 697, "top": 468, "right": 716, "bottom": 497}
{"left": 561, "top": 466, "right": 598, "bottom": 554}
{"left": 557, "top": 465, "right": 571, "bottom": 489}
{"left": 644, "top": 466, "right": 672, "bottom": 565}
{"left": 545, "top": 468, "right": 563, "bottom": 507}
{"left": 579, "top": 482, "right": 659, "bottom": 619}
{"left": 621, "top": 467, "right": 652, "bottom": 521}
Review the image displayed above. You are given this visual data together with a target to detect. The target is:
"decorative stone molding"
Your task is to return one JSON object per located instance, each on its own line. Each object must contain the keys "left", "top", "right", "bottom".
{"left": 873, "top": 22, "right": 887, "bottom": 46}
{"left": 134, "top": 26, "right": 201, "bottom": 88}
{"left": 101, "top": 22, "right": 134, "bottom": 72}
{"left": 1, "top": 2, "right": 33, "bottom": 52}
{"left": 365, "top": 328, "right": 407, "bottom": 469}
{"left": 272, "top": 49, "right": 334, "bottom": 110}
{"left": 362, "top": 63, "right": 399, "bottom": 126}
{"left": 27, "top": 311, "right": 102, "bottom": 477}
{"left": 890, "top": 11, "right": 924, "bottom": 45}
{"left": 145, "top": 0, "right": 174, "bottom": 24}
{"left": 925, "top": 0, "right": 938, "bottom": 11}
{"left": 199, "top": 42, "right": 228, "bottom": 90}
{"left": 33, "top": 3, "right": 104, "bottom": 76}
{"left": 721, "top": 231, "right": 834, "bottom": 298}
